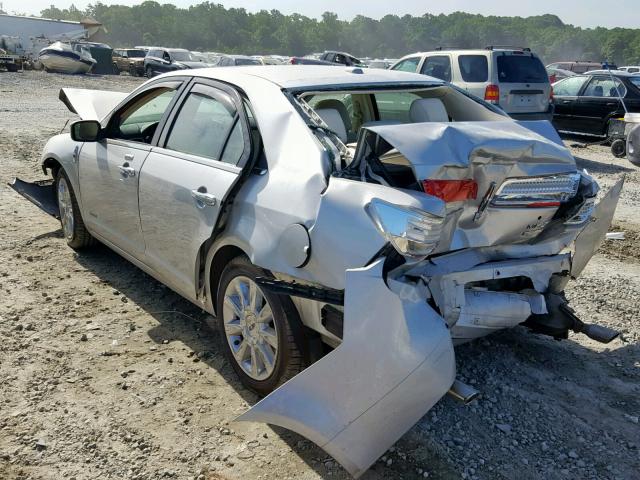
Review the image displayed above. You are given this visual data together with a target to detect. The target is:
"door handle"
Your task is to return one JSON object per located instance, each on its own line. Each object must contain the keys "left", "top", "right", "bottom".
{"left": 118, "top": 162, "right": 136, "bottom": 177}
{"left": 191, "top": 188, "right": 217, "bottom": 207}
{"left": 124, "top": 153, "right": 134, "bottom": 161}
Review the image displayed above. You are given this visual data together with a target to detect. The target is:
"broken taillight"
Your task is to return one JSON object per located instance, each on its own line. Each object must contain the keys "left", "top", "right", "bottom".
{"left": 422, "top": 179, "right": 478, "bottom": 202}
{"left": 484, "top": 84, "right": 500, "bottom": 103}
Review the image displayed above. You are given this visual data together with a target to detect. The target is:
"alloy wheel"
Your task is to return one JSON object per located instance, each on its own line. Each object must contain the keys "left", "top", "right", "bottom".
{"left": 57, "top": 176, "right": 74, "bottom": 240}
{"left": 222, "top": 276, "right": 278, "bottom": 381}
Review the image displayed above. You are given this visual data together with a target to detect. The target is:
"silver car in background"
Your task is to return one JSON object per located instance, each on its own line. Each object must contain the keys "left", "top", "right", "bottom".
{"left": 11, "top": 66, "right": 622, "bottom": 478}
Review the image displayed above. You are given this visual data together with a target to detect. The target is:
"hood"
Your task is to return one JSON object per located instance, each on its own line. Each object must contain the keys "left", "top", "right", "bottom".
{"left": 59, "top": 88, "right": 128, "bottom": 121}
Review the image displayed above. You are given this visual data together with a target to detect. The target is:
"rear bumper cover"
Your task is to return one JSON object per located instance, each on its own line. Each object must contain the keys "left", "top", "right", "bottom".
{"left": 238, "top": 259, "right": 456, "bottom": 477}
{"left": 508, "top": 105, "right": 555, "bottom": 122}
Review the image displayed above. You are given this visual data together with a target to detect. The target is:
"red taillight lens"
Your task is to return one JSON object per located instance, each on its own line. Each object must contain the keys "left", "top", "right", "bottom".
{"left": 549, "top": 74, "right": 556, "bottom": 84}
{"left": 422, "top": 179, "right": 478, "bottom": 202}
{"left": 484, "top": 84, "right": 499, "bottom": 103}
{"left": 289, "top": 57, "right": 296, "bottom": 64}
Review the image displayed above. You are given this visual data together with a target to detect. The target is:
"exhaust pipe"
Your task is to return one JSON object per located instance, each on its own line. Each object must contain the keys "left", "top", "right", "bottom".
{"left": 447, "top": 380, "right": 480, "bottom": 404}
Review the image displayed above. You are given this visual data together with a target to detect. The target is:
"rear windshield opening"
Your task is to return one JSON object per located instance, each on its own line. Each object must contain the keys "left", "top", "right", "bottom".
{"left": 497, "top": 55, "right": 548, "bottom": 83}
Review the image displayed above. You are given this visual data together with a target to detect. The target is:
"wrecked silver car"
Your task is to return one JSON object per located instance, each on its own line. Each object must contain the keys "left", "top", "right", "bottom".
{"left": 10, "top": 65, "right": 623, "bottom": 478}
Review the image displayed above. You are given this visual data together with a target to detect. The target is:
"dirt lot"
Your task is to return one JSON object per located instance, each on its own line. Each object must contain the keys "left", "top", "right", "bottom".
{"left": 1, "top": 71, "right": 639, "bottom": 480}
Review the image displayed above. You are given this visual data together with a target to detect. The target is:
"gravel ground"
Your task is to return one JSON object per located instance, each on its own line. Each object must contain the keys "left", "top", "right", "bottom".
{"left": 1, "top": 71, "right": 639, "bottom": 480}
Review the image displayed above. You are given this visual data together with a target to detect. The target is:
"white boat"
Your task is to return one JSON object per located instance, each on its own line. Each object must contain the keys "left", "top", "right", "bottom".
{"left": 39, "top": 42, "right": 96, "bottom": 74}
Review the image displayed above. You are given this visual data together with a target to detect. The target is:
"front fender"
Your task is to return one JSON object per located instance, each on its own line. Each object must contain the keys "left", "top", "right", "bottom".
{"left": 237, "top": 258, "right": 455, "bottom": 477}
{"left": 40, "top": 134, "right": 84, "bottom": 209}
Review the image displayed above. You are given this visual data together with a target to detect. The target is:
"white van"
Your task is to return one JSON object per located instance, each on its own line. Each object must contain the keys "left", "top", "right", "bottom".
{"left": 391, "top": 47, "right": 554, "bottom": 121}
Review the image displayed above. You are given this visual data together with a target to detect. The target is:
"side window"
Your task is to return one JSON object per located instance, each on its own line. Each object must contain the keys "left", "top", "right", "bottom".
{"left": 335, "top": 54, "right": 347, "bottom": 65}
{"left": 165, "top": 85, "right": 245, "bottom": 164}
{"left": 122, "top": 51, "right": 128, "bottom": 58}
{"left": 163, "top": 51, "right": 170, "bottom": 62}
{"left": 109, "top": 85, "right": 180, "bottom": 143}
{"left": 392, "top": 57, "right": 420, "bottom": 72}
{"left": 458, "top": 55, "right": 489, "bottom": 82}
{"left": 420, "top": 56, "right": 451, "bottom": 82}
{"left": 553, "top": 76, "right": 589, "bottom": 96}
{"left": 582, "top": 77, "right": 627, "bottom": 98}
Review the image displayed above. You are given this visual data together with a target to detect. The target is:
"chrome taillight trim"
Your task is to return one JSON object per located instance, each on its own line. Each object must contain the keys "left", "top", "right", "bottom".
{"left": 491, "top": 173, "right": 581, "bottom": 208}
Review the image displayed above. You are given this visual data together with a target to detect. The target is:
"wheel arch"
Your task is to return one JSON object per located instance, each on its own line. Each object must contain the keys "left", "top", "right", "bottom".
{"left": 206, "top": 243, "right": 248, "bottom": 316}
{"left": 42, "top": 156, "right": 62, "bottom": 177}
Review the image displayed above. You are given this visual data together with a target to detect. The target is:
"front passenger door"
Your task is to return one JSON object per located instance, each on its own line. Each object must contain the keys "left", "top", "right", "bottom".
{"left": 79, "top": 81, "right": 184, "bottom": 259}
{"left": 551, "top": 76, "right": 589, "bottom": 132}
{"left": 138, "top": 82, "right": 251, "bottom": 299}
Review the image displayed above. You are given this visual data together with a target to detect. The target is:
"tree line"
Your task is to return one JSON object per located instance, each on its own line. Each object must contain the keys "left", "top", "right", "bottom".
{"left": 38, "top": 2, "right": 640, "bottom": 65}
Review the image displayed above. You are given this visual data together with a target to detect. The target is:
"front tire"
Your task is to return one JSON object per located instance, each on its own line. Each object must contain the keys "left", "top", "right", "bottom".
{"left": 145, "top": 65, "right": 154, "bottom": 78}
{"left": 216, "top": 256, "right": 304, "bottom": 396}
{"left": 112, "top": 63, "right": 120, "bottom": 75}
{"left": 55, "top": 170, "right": 94, "bottom": 250}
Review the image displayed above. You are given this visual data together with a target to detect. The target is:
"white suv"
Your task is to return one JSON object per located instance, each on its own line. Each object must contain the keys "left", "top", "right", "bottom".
{"left": 391, "top": 47, "right": 554, "bottom": 121}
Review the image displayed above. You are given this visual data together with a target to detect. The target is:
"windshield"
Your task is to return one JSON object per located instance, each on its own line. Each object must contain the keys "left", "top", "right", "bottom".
{"left": 236, "top": 58, "right": 261, "bottom": 66}
{"left": 128, "top": 49, "right": 146, "bottom": 57}
{"left": 497, "top": 55, "right": 548, "bottom": 83}
{"left": 171, "top": 51, "right": 195, "bottom": 62}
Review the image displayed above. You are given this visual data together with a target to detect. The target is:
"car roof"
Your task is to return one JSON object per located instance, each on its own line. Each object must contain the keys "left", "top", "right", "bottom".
{"left": 401, "top": 49, "right": 532, "bottom": 57}
{"left": 165, "top": 65, "right": 444, "bottom": 89}
{"left": 580, "top": 70, "right": 637, "bottom": 77}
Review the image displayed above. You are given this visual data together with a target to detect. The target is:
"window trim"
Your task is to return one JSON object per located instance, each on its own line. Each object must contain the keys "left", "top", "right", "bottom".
{"left": 102, "top": 78, "right": 188, "bottom": 146}
{"left": 157, "top": 78, "right": 252, "bottom": 169}
{"left": 420, "top": 55, "right": 452, "bottom": 82}
{"left": 552, "top": 76, "right": 590, "bottom": 97}
{"left": 458, "top": 54, "right": 489, "bottom": 83}
{"left": 392, "top": 56, "right": 421, "bottom": 73}
{"left": 580, "top": 75, "right": 627, "bottom": 99}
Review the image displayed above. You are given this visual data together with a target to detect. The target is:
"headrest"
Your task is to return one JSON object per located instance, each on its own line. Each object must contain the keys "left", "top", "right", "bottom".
{"left": 409, "top": 98, "right": 449, "bottom": 123}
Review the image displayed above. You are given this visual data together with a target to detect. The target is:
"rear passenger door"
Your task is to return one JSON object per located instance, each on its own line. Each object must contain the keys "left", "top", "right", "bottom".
{"left": 138, "top": 80, "right": 251, "bottom": 299}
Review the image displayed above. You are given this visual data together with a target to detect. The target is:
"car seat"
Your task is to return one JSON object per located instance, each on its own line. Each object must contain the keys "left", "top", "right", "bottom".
{"left": 409, "top": 98, "right": 449, "bottom": 123}
{"left": 593, "top": 85, "right": 603, "bottom": 97}
{"left": 315, "top": 108, "right": 348, "bottom": 143}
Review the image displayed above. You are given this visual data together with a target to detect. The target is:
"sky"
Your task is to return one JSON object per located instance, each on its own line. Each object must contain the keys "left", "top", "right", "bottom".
{"left": 3, "top": 0, "right": 640, "bottom": 29}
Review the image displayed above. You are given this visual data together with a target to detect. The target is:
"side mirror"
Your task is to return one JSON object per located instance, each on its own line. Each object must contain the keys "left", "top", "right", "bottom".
{"left": 70, "top": 120, "right": 101, "bottom": 142}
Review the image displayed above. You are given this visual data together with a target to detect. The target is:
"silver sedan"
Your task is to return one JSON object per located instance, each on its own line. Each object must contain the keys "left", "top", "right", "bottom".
{"left": 12, "top": 65, "right": 623, "bottom": 478}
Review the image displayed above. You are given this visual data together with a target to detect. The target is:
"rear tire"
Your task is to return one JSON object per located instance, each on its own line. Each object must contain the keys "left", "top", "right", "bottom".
{"left": 129, "top": 65, "right": 137, "bottom": 77}
{"left": 112, "top": 63, "right": 120, "bottom": 75}
{"left": 145, "top": 65, "right": 153, "bottom": 78}
{"left": 611, "top": 139, "right": 626, "bottom": 158}
{"left": 216, "top": 256, "right": 304, "bottom": 396}
{"left": 55, "top": 170, "right": 94, "bottom": 250}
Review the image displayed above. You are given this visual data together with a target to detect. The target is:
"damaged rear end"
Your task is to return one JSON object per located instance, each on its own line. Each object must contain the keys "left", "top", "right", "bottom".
{"left": 238, "top": 119, "right": 623, "bottom": 477}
